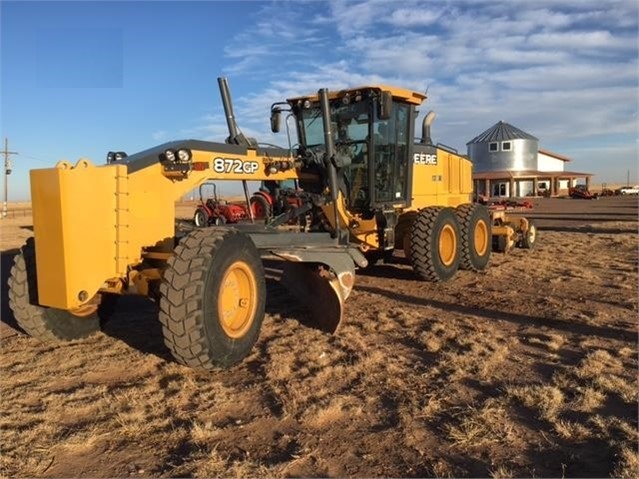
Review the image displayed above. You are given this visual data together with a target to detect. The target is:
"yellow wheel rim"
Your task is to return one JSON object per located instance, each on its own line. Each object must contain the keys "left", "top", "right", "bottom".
{"left": 69, "top": 304, "right": 98, "bottom": 317}
{"left": 474, "top": 219, "right": 489, "bottom": 256}
{"left": 439, "top": 224, "right": 457, "bottom": 266}
{"left": 217, "top": 261, "right": 257, "bottom": 339}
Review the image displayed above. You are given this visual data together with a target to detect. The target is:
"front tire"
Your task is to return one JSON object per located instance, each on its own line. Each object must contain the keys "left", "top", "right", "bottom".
{"left": 158, "top": 228, "right": 266, "bottom": 370}
{"left": 455, "top": 203, "right": 492, "bottom": 271}
{"left": 8, "top": 238, "right": 105, "bottom": 341}
{"left": 408, "top": 207, "right": 461, "bottom": 282}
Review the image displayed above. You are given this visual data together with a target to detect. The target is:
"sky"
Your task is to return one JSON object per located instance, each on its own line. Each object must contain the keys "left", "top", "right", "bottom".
{"left": 1, "top": 0, "right": 638, "bottom": 200}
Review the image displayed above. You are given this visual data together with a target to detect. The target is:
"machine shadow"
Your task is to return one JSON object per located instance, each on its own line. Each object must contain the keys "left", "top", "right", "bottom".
{"left": 357, "top": 259, "right": 417, "bottom": 281}
{"left": 102, "top": 270, "right": 312, "bottom": 364}
{"left": 100, "top": 296, "right": 175, "bottom": 362}
{"left": 1, "top": 249, "right": 24, "bottom": 334}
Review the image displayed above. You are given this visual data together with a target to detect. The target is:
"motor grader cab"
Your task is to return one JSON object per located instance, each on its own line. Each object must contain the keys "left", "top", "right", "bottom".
{"left": 271, "top": 85, "right": 535, "bottom": 280}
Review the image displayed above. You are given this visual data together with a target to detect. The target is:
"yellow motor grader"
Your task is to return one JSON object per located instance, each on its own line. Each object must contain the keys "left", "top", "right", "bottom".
{"left": 8, "top": 78, "right": 535, "bottom": 370}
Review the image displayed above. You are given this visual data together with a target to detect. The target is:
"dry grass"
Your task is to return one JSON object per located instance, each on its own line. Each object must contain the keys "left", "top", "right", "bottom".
{"left": 446, "top": 399, "right": 516, "bottom": 448}
{"left": 1, "top": 199, "right": 638, "bottom": 477}
{"left": 489, "top": 465, "right": 515, "bottom": 479}
{"left": 507, "top": 384, "right": 565, "bottom": 421}
{"left": 611, "top": 446, "right": 639, "bottom": 479}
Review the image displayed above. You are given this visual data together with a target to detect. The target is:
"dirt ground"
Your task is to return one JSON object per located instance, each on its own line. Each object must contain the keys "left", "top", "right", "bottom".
{"left": 1, "top": 197, "right": 637, "bottom": 478}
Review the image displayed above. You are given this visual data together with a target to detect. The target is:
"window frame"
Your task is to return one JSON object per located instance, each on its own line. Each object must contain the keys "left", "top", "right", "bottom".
{"left": 488, "top": 142, "right": 499, "bottom": 152}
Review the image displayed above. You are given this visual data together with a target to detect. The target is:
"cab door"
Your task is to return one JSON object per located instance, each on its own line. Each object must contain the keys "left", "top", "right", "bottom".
{"left": 370, "top": 103, "right": 412, "bottom": 207}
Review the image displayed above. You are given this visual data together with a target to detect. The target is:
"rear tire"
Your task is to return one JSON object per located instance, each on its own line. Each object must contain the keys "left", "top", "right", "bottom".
{"left": 250, "top": 194, "right": 271, "bottom": 220}
{"left": 158, "top": 228, "right": 266, "bottom": 370}
{"left": 408, "top": 207, "right": 461, "bottom": 282}
{"left": 194, "top": 208, "right": 209, "bottom": 228}
{"left": 8, "top": 238, "right": 107, "bottom": 342}
{"left": 455, "top": 203, "right": 491, "bottom": 271}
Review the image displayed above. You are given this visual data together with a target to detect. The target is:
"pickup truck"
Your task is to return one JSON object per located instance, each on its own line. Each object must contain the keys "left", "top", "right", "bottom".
{"left": 616, "top": 185, "right": 639, "bottom": 195}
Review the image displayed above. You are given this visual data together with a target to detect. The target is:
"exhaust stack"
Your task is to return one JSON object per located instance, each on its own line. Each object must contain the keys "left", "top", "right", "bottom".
{"left": 421, "top": 110, "right": 436, "bottom": 145}
{"left": 217, "top": 77, "right": 255, "bottom": 147}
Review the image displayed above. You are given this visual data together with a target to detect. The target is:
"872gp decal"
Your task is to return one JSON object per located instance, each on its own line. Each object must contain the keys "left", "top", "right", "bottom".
{"left": 212, "top": 157, "right": 260, "bottom": 174}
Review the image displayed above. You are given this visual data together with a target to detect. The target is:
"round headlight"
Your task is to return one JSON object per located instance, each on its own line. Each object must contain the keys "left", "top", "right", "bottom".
{"left": 302, "top": 99, "right": 311, "bottom": 109}
{"left": 106, "top": 151, "right": 115, "bottom": 163}
{"left": 115, "top": 151, "right": 127, "bottom": 161}
{"left": 177, "top": 148, "right": 192, "bottom": 162}
{"left": 164, "top": 149, "right": 176, "bottom": 162}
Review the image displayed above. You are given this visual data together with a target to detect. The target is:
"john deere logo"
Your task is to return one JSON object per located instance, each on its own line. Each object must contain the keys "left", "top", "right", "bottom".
{"left": 413, "top": 152, "right": 437, "bottom": 165}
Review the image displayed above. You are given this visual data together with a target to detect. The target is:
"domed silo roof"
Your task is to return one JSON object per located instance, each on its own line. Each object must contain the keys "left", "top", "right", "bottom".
{"left": 467, "top": 121, "right": 538, "bottom": 145}
{"left": 467, "top": 121, "right": 539, "bottom": 172}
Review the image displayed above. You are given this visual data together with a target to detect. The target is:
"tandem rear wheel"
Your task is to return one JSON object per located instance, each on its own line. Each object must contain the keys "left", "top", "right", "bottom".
{"left": 406, "top": 206, "right": 461, "bottom": 282}
{"left": 455, "top": 203, "right": 491, "bottom": 271}
{"left": 7, "top": 237, "right": 118, "bottom": 342}
{"left": 158, "top": 228, "right": 266, "bottom": 370}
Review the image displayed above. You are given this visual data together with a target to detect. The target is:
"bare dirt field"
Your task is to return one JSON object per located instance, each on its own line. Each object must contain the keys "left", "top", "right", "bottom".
{"left": 1, "top": 197, "right": 637, "bottom": 478}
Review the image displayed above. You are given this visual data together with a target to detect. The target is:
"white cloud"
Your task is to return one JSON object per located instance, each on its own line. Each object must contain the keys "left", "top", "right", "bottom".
{"left": 527, "top": 30, "right": 634, "bottom": 50}
{"left": 202, "top": 0, "right": 638, "bottom": 182}
{"left": 385, "top": 8, "right": 443, "bottom": 27}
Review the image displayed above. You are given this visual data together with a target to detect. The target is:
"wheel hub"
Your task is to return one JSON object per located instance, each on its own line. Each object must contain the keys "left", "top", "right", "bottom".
{"left": 218, "top": 261, "right": 257, "bottom": 338}
{"left": 474, "top": 219, "right": 489, "bottom": 256}
{"left": 439, "top": 224, "right": 457, "bottom": 266}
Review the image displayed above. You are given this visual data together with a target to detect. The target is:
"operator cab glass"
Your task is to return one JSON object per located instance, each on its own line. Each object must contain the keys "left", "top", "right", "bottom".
{"left": 297, "top": 91, "right": 411, "bottom": 212}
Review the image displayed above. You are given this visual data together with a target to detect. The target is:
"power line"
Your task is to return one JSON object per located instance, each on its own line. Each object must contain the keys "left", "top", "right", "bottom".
{"left": 16, "top": 152, "right": 49, "bottom": 164}
{"left": 2, "top": 138, "right": 18, "bottom": 218}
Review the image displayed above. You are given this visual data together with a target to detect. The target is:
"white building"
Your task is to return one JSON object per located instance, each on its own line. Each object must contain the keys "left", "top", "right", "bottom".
{"left": 467, "top": 121, "right": 592, "bottom": 198}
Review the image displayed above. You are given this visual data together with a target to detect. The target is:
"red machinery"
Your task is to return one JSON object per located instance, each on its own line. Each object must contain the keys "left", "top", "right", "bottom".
{"left": 569, "top": 185, "right": 598, "bottom": 200}
{"left": 194, "top": 181, "right": 307, "bottom": 228}
{"left": 249, "top": 180, "right": 306, "bottom": 221}
{"left": 193, "top": 183, "right": 249, "bottom": 227}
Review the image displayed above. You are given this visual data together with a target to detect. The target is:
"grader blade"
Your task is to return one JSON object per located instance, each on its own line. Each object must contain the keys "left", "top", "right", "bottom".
{"left": 275, "top": 250, "right": 357, "bottom": 334}
{"left": 281, "top": 263, "right": 344, "bottom": 333}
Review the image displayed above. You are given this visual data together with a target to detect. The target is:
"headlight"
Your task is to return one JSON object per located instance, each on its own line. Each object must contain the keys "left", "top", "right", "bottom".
{"left": 177, "top": 148, "right": 192, "bottom": 162}
{"left": 106, "top": 151, "right": 115, "bottom": 163}
{"left": 115, "top": 151, "right": 127, "bottom": 161}
{"left": 164, "top": 149, "right": 176, "bottom": 162}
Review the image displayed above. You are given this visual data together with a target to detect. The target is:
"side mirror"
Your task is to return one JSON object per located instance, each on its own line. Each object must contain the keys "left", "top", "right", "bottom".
{"left": 379, "top": 91, "right": 393, "bottom": 120}
{"left": 270, "top": 108, "right": 281, "bottom": 133}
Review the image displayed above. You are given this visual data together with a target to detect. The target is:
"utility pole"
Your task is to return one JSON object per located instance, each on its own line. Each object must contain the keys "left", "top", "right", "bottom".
{"left": 2, "top": 138, "right": 18, "bottom": 218}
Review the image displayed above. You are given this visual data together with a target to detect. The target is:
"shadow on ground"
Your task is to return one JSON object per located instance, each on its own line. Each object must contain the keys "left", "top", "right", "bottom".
{"left": 1, "top": 249, "right": 23, "bottom": 335}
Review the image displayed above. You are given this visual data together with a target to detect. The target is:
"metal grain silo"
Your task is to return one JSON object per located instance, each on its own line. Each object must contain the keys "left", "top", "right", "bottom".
{"left": 466, "top": 121, "right": 538, "bottom": 172}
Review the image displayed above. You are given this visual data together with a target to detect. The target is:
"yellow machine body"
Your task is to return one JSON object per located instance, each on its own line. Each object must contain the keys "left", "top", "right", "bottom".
{"left": 12, "top": 77, "right": 538, "bottom": 372}
{"left": 410, "top": 148, "right": 473, "bottom": 209}
{"left": 30, "top": 146, "right": 301, "bottom": 310}
{"left": 29, "top": 79, "right": 516, "bottom": 313}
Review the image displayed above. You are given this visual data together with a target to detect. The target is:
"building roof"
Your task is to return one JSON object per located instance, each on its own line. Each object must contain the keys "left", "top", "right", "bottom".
{"left": 467, "top": 121, "right": 538, "bottom": 145}
{"left": 538, "top": 148, "right": 571, "bottom": 162}
{"left": 473, "top": 170, "right": 593, "bottom": 180}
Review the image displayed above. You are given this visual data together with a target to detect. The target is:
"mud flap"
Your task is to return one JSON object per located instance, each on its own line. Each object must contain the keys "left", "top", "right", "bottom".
{"left": 275, "top": 250, "right": 357, "bottom": 334}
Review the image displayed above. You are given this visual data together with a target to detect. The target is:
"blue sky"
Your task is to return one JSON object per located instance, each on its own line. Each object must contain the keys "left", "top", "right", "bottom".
{"left": 1, "top": 0, "right": 638, "bottom": 200}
